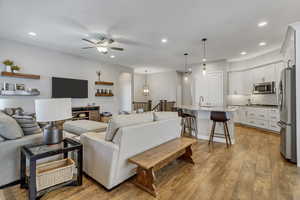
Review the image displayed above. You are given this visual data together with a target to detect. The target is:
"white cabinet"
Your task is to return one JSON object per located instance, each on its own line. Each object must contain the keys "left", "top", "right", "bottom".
{"left": 195, "top": 71, "right": 223, "bottom": 106}
{"left": 228, "top": 72, "right": 243, "bottom": 95}
{"left": 228, "top": 63, "right": 279, "bottom": 96}
{"left": 234, "top": 106, "right": 280, "bottom": 132}
{"left": 250, "top": 64, "right": 276, "bottom": 83}
{"left": 228, "top": 71, "right": 251, "bottom": 95}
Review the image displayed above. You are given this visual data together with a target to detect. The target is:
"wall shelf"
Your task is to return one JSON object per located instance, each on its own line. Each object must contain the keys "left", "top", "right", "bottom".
{"left": 95, "top": 81, "right": 114, "bottom": 86}
{"left": 1, "top": 72, "right": 40, "bottom": 79}
{"left": 95, "top": 93, "right": 114, "bottom": 97}
{"left": 0, "top": 90, "right": 40, "bottom": 96}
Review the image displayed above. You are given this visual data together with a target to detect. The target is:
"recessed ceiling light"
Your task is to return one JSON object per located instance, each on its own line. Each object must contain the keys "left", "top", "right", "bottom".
{"left": 258, "top": 21, "right": 268, "bottom": 27}
{"left": 240, "top": 51, "right": 247, "bottom": 55}
{"left": 161, "top": 38, "right": 168, "bottom": 43}
{"left": 28, "top": 32, "right": 37, "bottom": 36}
{"left": 259, "top": 42, "right": 267, "bottom": 46}
{"left": 110, "top": 55, "right": 115, "bottom": 58}
{"left": 202, "top": 58, "right": 206, "bottom": 62}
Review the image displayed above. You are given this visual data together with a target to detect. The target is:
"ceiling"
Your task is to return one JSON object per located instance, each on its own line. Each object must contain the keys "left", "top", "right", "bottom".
{"left": 0, "top": 0, "right": 299, "bottom": 73}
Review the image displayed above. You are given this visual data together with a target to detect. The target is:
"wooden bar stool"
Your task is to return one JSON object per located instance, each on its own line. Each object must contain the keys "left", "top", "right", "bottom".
{"left": 180, "top": 111, "right": 198, "bottom": 139}
{"left": 208, "top": 111, "right": 232, "bottom": 147}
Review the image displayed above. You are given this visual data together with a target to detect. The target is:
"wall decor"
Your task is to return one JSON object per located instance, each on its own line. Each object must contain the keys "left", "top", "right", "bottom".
{"left": 11, "top": 65, "right": 21, "bottom": 73}
{"left": 2, "top": 59, "right": 14, "bottom": 72}
{"left": 15, "top": 83, "right": 25, "bottom": 91}
{"left": 4, "top": 82, "right": 15, "bottom": 91}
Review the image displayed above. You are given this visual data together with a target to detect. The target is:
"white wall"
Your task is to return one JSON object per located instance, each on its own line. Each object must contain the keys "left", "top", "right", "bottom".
{"left": 119, "top": 72, "right": 132, "bottom": 112}
{"left": 134, "top": 71, "right": 179, "bottom": 106}
{"left": 0, "top": 39, "right": 133, "bottom": 113}
{"left": 189, "top": 60, "right": 228, "bottom": 106}
{"left": 133, "top": 74, "right": 148, "bottom": 102}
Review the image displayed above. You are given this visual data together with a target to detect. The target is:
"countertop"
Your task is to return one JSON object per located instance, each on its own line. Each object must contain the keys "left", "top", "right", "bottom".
{"left": 176, "top": 105, "right": 238, "bottom": 112}
{"left": 229, "top": 104, "right": 278, "bottom": 109}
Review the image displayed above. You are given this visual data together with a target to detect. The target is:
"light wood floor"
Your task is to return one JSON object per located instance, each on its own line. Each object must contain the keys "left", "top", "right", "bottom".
{"left": 2, "top": 125, "right": 300, "bottom": 200}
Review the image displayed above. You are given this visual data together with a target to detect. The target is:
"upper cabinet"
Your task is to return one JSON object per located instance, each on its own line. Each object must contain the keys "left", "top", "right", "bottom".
{"left": 228, "top": 63, "right": 280, "bottom": 96}
{"left": 195, "top": 71, "right": 224, "bottom": 106}
{"left": 228, "top": 71, "right": 245, "bottom": 95}
{"left": 250, "top": 64, "right": 276, "bottom": 83}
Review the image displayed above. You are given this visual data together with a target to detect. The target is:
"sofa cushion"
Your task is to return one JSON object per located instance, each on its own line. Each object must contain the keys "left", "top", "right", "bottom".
{"left": 63, "top": 120, "right": 107, "bottom": 136}
{"left": 0, "top": 112, "right": 24, "bottom": 139}
{"left": 153, "top": 112, "right": 179, "bottom": 121}
{"left": 13, "top": 115, "right": 42, "bottom": 136}
{"left": 105, "top": 112, "right": 154, "bottom": 141}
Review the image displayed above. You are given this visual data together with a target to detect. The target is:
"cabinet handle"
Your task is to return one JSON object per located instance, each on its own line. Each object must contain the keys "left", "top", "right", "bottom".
{"left": 259, "top": 115, "right": 265, "bottom": 117}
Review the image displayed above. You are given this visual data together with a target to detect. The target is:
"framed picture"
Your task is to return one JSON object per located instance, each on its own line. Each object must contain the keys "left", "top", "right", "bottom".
{"left": 15, "top": 83, "right": 25, "bottom": 91}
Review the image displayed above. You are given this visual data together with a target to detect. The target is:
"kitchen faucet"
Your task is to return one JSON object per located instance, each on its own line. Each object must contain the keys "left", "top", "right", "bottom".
{"left": 199, "top": 96, "right": 204, "bottom": 106}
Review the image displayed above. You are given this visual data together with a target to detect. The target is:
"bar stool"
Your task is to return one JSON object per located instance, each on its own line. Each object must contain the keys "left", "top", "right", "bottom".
{"left": 208, "top": 111, "right": 232, "bottom": 147}
{"left": 179, "top": 111, "right": 198, "bottom": 138}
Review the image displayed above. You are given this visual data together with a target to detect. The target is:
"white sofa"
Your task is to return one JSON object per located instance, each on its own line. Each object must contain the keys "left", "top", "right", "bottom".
{"left": 80, "top": 112, "right": 181, "bottom": 189}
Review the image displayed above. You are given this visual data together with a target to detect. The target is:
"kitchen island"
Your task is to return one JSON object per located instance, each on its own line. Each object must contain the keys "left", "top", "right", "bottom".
{"left": 177, "top": 105, "right": 238, "bottom": 144}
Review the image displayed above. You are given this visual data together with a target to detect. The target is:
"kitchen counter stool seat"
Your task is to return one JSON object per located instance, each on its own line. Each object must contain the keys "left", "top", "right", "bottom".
{"left": 180, "top": 111, "right": 198, "bottom": 138}
{"left": 208, "top": 111, "right": 232, "bottom": 147}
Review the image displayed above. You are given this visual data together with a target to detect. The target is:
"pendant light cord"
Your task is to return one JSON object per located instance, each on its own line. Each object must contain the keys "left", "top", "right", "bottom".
{"left": 202, "top": 38, "right": 207, "bottom": 61}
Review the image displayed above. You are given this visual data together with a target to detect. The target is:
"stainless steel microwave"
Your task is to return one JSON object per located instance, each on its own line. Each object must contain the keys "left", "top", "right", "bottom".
{"left": 253, "top": 81, "right": 276, "bottom": 94}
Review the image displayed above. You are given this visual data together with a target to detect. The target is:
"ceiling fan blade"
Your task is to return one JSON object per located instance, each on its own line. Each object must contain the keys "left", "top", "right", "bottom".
{"left": 82, "top": 38, "right": 97, "bottom": 45}
{"left": 81, "top": 46, "right": 95, "bottom": 49}
{"left": 110, "top": 47, "right": 124, "bottom": 51}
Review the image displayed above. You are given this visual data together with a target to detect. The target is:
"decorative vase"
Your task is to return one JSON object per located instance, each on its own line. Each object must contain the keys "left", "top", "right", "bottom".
{"left": 6, "top": 65, "right": 12, "bottom": 72}
{"left": 13, "top": 70, "right": 19, "bottom": 73}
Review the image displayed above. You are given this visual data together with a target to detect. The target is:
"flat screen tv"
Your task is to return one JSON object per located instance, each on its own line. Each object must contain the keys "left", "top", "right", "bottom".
{"left": 52, "top": 77, "right": 88, "bottom": 98}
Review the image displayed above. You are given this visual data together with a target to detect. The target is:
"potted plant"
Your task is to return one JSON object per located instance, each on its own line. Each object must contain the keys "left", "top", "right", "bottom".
{"left": 2, "top": 60, "right": 14, "bottom": 72}
{"left": 11, "top": 65, "right": 21, "bottom": 73}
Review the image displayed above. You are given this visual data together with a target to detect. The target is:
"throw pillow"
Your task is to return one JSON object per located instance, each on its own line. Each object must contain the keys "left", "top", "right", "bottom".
{"left": 3, "top": 107, "right": 24, "bottom": 116}
{"left": 153, "top": 112, "right": 179, "bottom": 121}
{"left": 105, "top": 112, "right": 154, "bottom": 141}
{"left": 13, "top": 115, "right": 42, "bottom": 136}
{"left": 0, "top": 111, "right": 24, "bottom": 139}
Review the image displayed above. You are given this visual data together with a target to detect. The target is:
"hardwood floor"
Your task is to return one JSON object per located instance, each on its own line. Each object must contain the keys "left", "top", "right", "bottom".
{"left": 1, "top": 125, "right": 300, "bottom": 200}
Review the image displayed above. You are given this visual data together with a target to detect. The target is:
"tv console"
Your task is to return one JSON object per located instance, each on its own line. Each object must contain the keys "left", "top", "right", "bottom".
{"left": 72, "top": 106, "right": 100, "bottom": 121}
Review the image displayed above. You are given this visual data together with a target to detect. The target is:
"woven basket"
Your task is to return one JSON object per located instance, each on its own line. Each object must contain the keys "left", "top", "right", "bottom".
{"left": 32, "top": 158, "right": 75, "bottom": 191}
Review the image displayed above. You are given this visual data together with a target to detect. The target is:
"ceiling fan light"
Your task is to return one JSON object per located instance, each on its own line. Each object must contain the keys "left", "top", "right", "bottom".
{"left": 97, "top": 47, "right": 108, "bottom": 53}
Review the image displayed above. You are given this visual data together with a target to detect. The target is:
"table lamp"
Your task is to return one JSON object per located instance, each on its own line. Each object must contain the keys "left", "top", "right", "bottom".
{"left": 35, "top": 98, "right": 72, "bottom": 144}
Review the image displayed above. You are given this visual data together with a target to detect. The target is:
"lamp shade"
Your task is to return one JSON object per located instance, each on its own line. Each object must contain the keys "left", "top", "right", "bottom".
{"left": 35, "top": 98, "right": 72, "bottom": 122}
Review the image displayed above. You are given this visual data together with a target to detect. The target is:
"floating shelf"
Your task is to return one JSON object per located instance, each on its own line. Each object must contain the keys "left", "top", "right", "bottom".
{"left": 95, "top": 81, "right": 114, "bottom": 86}
{"left": 1, "top": 72, "right": 40, "bottom": 79}
{"left": 1, "top": 90, "right": 40, "bottom": 96}
{"left": 95, "top": 93, "right": 114, "bottom": 97}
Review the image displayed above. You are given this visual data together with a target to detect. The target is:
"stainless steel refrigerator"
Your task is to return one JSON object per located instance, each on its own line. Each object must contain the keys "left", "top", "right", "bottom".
{"left": 278, "top": 65, "right": 297, "bottom": 163}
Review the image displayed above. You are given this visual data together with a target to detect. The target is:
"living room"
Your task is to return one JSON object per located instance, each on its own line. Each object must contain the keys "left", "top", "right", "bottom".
{"left": 1, "top": 0, "right": 300, "bottom": 200}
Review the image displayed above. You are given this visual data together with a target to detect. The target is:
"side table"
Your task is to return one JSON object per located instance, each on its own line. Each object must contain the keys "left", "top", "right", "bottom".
{"left": 20, "top": 138, "right": 82, "bottom": 200}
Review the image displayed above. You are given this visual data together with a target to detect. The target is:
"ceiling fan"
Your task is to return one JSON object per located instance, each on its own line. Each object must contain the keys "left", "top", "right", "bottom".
{"left": 81, "top": 35, "right": 124, "bottom": 54}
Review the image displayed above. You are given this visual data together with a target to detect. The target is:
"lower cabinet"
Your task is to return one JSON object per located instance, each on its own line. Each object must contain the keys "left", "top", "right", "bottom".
{"left": 235, "top": 107, "right": 280, "bottom": 132}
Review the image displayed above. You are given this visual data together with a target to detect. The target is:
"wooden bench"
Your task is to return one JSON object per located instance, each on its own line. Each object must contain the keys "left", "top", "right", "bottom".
{"left": 128, "top": 137, "right": 197, "bottom": 197}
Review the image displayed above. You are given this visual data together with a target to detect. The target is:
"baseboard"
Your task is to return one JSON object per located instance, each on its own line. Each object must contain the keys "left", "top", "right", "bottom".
{"left": 0, "top": 180, "right": 20, "bottom": 189}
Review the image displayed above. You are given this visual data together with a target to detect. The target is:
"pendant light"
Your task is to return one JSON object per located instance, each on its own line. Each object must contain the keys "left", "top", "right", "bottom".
{"left": 142, "top": 70, "right": 150, "bottom": 96}
{"left": 202, "top": 38, "right": 207, "bottom": 75}
{"left": 184, "top": 53, "right": 191, "bottom": 81}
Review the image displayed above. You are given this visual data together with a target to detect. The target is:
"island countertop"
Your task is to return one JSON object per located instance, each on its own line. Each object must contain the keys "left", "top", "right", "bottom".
{"left": 176, "top": 105, "right": 238, "bottom": 112}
